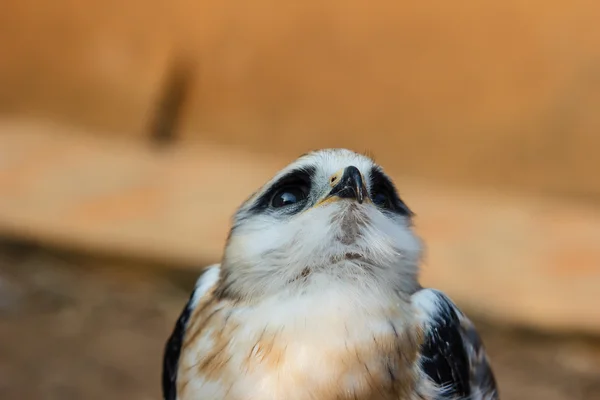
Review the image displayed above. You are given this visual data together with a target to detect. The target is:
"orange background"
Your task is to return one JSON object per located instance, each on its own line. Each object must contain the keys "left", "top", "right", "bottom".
{"left": 1, "top": 0, "right": 600, "bottom": 198}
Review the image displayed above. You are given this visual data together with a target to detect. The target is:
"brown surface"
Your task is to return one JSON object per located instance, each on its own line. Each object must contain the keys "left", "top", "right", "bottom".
{"left": 1, "top": 120, "right": 600, "bottom": 334}
{"left": 1, "top": 1, "right": 600, "bottom": 199}
{"left": 1, "top": 243, "right": 599, "bottom": 400}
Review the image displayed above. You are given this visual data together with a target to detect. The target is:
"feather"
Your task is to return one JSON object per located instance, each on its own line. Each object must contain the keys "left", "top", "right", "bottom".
{"left": 412, "top": 289, "right": 499, "bottom": 400}
{"left": 162, "top": 265, "right": 221, "bottom": 400}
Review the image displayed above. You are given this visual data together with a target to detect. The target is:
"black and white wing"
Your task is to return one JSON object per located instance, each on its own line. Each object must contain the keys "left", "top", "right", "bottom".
{"left": 162, "top": 265, "right": 221, "bottom": 400}
{"left": 412, "top": 288, "right": 499, "bottom": 400}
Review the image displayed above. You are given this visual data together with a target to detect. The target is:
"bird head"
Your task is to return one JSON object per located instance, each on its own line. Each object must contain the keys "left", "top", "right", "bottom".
{"left": 218, "top": 149, "right": 423, "bottom": 302}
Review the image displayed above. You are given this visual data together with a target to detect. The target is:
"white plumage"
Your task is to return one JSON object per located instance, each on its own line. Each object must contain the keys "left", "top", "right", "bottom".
{"left": 163, "top": 149, "right": 498, "bottom": 400}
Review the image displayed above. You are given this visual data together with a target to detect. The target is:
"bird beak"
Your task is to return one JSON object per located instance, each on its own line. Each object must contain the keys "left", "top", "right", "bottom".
{"left": 321, "top": 166, "right": 368, "bottom": 205}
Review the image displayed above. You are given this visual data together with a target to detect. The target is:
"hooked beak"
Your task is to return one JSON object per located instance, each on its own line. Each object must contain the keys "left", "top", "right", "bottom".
{"left": 326, "top": 166, "right": 368, "bottom": 204}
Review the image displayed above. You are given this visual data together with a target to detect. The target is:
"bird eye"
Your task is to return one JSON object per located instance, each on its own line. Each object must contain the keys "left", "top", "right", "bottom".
{"left": 372, "top": 191, "right": 392, "bottom": 209}
{"left": 270, "top": 185, "right": 308, "bottom": 208}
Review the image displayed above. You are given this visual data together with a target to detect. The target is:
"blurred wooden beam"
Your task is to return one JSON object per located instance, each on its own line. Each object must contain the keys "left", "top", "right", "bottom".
{"left": 147, "top": 55, "right": 196, "bottom": 147}
{"left": 0, "top": 119, "right": 599, "bottom": 335}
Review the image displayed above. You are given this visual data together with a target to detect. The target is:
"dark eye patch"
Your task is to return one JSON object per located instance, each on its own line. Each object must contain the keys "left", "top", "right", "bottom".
{"left": 369, "top": 167, "right": 413, "bottom": 216}
{"left": 248, "top": 166, "right": 316, "bottom": 214}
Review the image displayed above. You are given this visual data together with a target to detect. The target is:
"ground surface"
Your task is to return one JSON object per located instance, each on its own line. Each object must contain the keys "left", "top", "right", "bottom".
{"left": 1, "top": 241, "right": 599, "bottom": 400}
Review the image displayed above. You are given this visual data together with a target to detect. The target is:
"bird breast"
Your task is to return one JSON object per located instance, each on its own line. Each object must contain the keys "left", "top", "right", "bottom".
{"left": 177, "top": 288, "right": 425, "bottom": 400}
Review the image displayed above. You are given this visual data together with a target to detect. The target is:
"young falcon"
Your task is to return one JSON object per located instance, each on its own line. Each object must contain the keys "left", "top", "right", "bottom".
{"left": 162, "top": 148, "right": 499, "bottom": 400}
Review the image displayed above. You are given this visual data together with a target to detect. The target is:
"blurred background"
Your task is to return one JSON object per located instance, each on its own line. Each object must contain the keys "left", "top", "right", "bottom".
{"left": 1, "top": 1, "right": 600, "bottom": 399}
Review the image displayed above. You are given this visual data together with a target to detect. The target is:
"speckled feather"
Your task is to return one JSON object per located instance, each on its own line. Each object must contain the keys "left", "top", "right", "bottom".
{"left": 162, "top": 149, "right": 499, "bottom": 400}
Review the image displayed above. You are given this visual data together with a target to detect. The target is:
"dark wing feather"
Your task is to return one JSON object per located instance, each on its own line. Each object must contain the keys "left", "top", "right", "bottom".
{"left": 412, "top": 289, "right": 499, "bottom": 400}
{"left": 162, "top": 289, "right": 195, "bottom": 400}
{"left": 456, "top": 312, "right": 498, "bottom": 398}
{"left": 162, "top": 265, "right": 220, "bottom": 400}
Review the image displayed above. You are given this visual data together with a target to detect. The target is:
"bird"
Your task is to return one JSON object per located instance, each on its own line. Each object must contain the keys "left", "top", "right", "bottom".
{"left": 162, "top": 148, "right": 498, "bottom": 400}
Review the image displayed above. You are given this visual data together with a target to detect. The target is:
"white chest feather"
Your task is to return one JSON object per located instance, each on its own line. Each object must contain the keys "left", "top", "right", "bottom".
{"left": 177, "top": 285, "right": 424, "bottom": 400}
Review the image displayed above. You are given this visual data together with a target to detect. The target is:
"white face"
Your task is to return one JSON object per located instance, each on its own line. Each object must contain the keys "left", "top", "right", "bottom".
{"left": 219, "top": 149, "right": 423, "bottom": 301}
